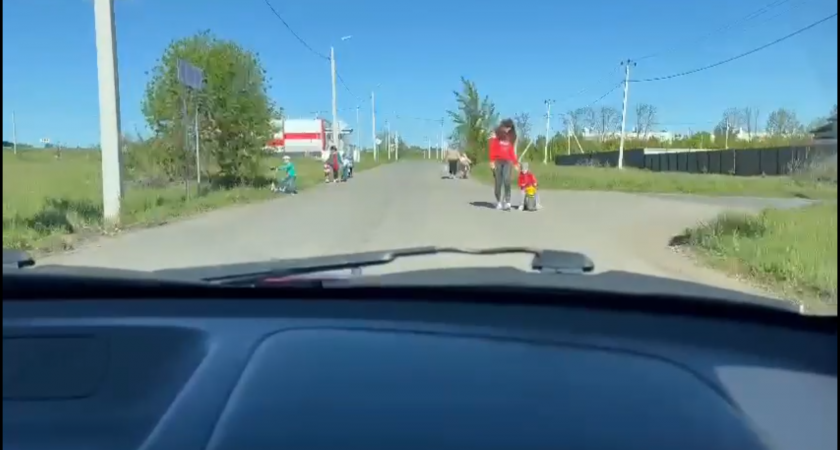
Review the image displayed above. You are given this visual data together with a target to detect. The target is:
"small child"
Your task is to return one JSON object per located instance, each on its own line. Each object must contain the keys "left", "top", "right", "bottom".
{"left": 277, "top": 155, "right": 297, "bottom": 194}
{"left": 458, "top": 152, "right": 472, "bottom": 178}
{"left": 517, "top": 162, "right": 542, "bottom": 210}
{"left": 342, "top": 151, "right": 354, "bottom": 181}
{"left": 328, "top": 147, "right": 341, "bottom": 183}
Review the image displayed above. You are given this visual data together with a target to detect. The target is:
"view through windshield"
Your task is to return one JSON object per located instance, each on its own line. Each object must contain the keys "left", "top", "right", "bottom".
{"left": 2, "top": 0, "right": 837, "bottom": 315}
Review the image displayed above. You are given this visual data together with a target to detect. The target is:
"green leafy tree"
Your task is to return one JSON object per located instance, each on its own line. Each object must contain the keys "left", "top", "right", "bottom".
{"left": 447, "top": 77, "right": 498, "bottom": 163}
{"left": 142, "top": 30, "right": 276, "bottom": 185}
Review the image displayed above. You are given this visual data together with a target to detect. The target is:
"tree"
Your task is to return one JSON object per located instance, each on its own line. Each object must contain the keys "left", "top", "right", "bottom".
{"left": 447, "top": 77, "right": 498, "bottom": 163}
{"left": 596, "top": 106, "right": 621, "bottom": 141}
{"left": 563, "top": 108, "right": 592, "bottom": 136}
{"left": 713, "top": 107, "right": 744, "bottom": 144}
{"left": 765, "top": 108, "right": 802, "bottom": 136}
{"left": 142, "top": 30, "right": 276, "bottom": 185}
{"left": 634, "top": 103, "right": 657, "bottom": 137}
{"left": 513, "top": 112, "right": 532, "bottom": 152}
{"left": 743, "top": 107, "right": 760, "bottom": 139}
{"left": 575, "top": 107, "right": 597, "bottom": 133}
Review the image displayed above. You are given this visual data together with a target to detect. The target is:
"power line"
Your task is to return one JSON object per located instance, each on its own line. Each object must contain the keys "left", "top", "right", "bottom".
{"left": 261, "top": 0, "right": 364, "bottom": 109}
{"left": 336, "top": 72, "right": 364, "bottom": 104}
{"left": 631, "top": 11, "right": 837, "bottom": 83}
{"left": 634, "top": 0, "right": 796, "bottom": 61}
{"left": 261, "top": 0, "right": 329, "bottom": 60}
{"left": 583, "top": 81, "right": 624, "bottom": 108}
{"left": 555, "top": 67, "right": 622, "bottom": 104}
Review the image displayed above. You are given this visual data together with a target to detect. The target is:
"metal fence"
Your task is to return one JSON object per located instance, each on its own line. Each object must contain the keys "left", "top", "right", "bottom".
{"left": 554, "top": 145, "right": 838, "bottom": 177}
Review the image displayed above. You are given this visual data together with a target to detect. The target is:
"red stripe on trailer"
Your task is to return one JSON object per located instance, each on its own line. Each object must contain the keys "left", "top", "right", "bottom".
{"left": 284, "top": 132, "right": 323, "bottom": 140}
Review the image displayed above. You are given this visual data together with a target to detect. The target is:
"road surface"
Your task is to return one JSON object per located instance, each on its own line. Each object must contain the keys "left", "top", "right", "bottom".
{"left": 41, "top": 161, "right": 811, "bottom": 296}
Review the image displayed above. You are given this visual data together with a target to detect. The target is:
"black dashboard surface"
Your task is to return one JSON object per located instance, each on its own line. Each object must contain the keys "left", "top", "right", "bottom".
{"left": 3, "top": 299, "right": 837, "bottom": 450}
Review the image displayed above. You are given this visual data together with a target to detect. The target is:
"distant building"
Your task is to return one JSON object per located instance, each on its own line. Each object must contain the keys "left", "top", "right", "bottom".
{"left": 810, "top": 115, "right": 837, "bottom": 144}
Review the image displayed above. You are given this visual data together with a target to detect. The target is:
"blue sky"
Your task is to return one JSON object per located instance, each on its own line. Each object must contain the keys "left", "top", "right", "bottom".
{"left": 2, "top": 0, "right": 837, "bottom": 147}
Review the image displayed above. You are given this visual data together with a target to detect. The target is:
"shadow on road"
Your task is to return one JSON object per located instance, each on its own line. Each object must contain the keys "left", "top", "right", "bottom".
{"left": 469, "top": 201, "right": 498, "bottom": 209}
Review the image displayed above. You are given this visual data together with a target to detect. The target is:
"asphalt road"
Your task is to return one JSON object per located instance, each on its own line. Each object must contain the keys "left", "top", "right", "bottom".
{"left": 41, "top": 161, "right": 810, "bottom": 296}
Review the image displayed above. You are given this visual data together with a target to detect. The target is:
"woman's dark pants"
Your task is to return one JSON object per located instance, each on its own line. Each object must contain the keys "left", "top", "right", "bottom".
{"left": 493, "top": 160, "right": 513, "bottom": 204}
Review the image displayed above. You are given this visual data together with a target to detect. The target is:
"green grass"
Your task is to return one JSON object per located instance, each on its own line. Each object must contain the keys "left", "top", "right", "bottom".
{"left": 472, "top": 163, "right": 838, "bottom": 199}
{"left": 2, "top": 149, "right": 386, "bottom": 254}
{"left": 682, "top": 203, "right": 838, "bottom": 314}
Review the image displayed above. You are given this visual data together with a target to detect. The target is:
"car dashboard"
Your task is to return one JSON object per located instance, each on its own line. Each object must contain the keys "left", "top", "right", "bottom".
{"left": 3, "top": 288, "right": 837, "bottom": 450}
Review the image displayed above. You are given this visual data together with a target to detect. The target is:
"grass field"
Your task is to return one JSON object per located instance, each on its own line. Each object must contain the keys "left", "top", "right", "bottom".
{"left": 682, "top": 203, "right": 837, "bottom": 314}
{"left": 471, "top": 163, "right": 838, "bottom": 199}
{"left": 2, "top": 149, "right": 385, "bottom": 254}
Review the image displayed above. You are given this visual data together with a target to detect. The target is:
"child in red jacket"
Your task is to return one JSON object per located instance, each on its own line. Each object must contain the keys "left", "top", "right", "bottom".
{"left": 517, "top": 162, "right": 542, "bottom": 210}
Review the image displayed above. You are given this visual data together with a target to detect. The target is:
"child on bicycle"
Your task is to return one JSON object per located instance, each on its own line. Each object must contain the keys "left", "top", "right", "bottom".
{"left": 517, "top": 162, "right": 541, "bottom": 210}
{"left": 276, "top": 155, "right": 297, "bottom": 194}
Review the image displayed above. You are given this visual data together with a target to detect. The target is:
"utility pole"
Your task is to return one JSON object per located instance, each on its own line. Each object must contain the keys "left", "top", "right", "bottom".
{"left": 395, "top": 130, "right": 399, "bottom": 161}
{"left": 195, "top": 109, "right": 200, "bottom": 187}
{"left": 544, "top": 99, "right": 554, "bottom": 164}
{"left": 330, "top": 46, "right": 339, "bottom": 152}
{"left": 371, "top": 91, "right": 377, "bottom": 161}
{"left": 386, "top": 119, "right": 392, "bottom": 160}
{"left": 427, "top": 136, "right": 431, "bottom": 159}
{"left": 566, "top": 115, "right": 572, "bottom": 155}
{"left": 355, "top": 104, "right": 360, "bottom": 162}
{"left": 12, "top": 111, "right": 17, "bottom": 154}
{"left": 93, "top": 0, "right": 123, "bottom": 226}
{"left": 617, "top": 59, "right": 636, "bottom": 170}
{"left": 439, "top": 118, "right": 444, "bottom": 160}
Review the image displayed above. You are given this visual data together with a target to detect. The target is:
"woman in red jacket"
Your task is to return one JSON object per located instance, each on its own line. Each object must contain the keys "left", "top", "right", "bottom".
{"left": 488, "top": 118, "right": 519, "bottom": 210}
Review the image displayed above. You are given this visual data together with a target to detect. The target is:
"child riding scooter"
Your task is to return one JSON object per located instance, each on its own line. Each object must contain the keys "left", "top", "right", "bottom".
{"left": 517, "top": 162, "right": 542, "bottom": 211}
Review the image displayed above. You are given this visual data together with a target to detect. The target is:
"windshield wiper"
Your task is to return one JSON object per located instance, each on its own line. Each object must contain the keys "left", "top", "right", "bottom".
{"left": 178, "top": 246, "right": 595, "bottom": 285}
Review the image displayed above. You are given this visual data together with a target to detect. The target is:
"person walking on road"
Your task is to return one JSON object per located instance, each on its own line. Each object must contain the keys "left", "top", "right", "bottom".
{"left": 445, "top": 147, "right": 461, "bottom": 179}
{"left": 489, "top": 118, "right": 519, "bottom": 210}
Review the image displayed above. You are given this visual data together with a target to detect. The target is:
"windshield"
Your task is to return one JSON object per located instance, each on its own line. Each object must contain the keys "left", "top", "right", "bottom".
{"left": 2, "top": 0, "right": 836, "bottom": 315}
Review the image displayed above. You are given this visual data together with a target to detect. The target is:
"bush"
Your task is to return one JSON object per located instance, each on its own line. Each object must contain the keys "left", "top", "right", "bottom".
{"left": 683, "top": 204, "right": 837, "bottom": 314}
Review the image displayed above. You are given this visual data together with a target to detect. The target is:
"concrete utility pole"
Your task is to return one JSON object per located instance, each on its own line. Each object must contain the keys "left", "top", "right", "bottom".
{"left": 617, "top": 59, "right": 636, "bottom": 170}
{"left": 371, "top": 91, "right": 377, "bottom": 161}
{"left": 427, "top": 136, "right": 431, "bottom": 159}
{"left": 394, "top": 130, "right": 399, "bottom": 161}
{"left": 544, "top": 99, "right": 554, "bottom": 164}
{"left": 386, "top": 119, "right": 392, "bottom": 159}
{"left": 439, "top": 118, "right": 444, "bottom": 160}
{"left": 566, "top": 114, "right": 572, "bottom": 155}
{"left": 355, "top": 104, "right": 360, "bottom": 162}
{"left": 330, "top": 46, "right": 339, "bottom": 151}
{"left": 93, "top": 0, "right": 123, "bottom": 226}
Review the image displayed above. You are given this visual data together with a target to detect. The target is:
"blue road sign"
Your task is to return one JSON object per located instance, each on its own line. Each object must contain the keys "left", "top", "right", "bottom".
{"left": 177, "top": 59, "right": 204, "bottom": 90}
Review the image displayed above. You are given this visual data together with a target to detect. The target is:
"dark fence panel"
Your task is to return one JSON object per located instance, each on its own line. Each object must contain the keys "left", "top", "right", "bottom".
{"left": 555, "top": 145, "right": 838, "bottom": 177}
